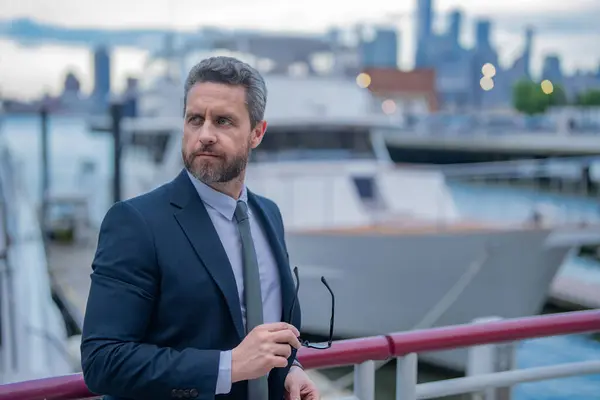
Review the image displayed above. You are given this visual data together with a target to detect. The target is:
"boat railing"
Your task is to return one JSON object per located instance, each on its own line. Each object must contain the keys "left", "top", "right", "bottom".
{"left": 1, "top": 309, "right": 599, "bottom": 400}
{"left": 430, "top": 155, "right": 600, "bottom": 181}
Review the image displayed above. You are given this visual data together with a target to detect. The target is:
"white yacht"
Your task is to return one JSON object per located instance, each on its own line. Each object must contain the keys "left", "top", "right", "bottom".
{"left": 95, "top": 55, "right": 600, "bottom": 371}
{"left": 0, "top": 103, "right": 79, "bottom": 383}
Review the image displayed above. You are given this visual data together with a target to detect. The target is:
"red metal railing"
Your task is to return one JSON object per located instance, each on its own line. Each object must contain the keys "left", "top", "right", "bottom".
{"left": 1, "top": 309, "right": 599, "bottom": 400}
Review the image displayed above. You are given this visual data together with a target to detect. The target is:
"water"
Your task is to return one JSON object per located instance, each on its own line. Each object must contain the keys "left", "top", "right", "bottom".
{"left": 2, "top": 114, "right": 600, "bottom": 399}
{"left": 449, "top": 181, "right": 600, "bottom": 225}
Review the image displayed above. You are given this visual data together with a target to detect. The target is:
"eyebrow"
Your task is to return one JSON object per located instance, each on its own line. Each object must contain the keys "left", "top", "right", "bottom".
{"left": 185, "top": 110, "right": 238, "bottom": 121}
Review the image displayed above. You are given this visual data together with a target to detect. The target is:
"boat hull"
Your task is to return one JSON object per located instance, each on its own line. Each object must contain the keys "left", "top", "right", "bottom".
{"left": 285, "top": 227, "right": 568, "bottom": 371}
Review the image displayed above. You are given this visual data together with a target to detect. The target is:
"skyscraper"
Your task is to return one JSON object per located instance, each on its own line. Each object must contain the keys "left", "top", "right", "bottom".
{"left": 475, "top": 20, "right": 491, "bottom": 50}
{"left": 92, "top": 46, "right": 111, "bottom": 112}
{"left": 415, "top": 0, "right": 433, "bottom": 67}
{"left": 523, "top": 26, "right": 534, "bottom": 78}
{"left": 360, "top": 27, "right": 399, "bottom": 68}
{"left": 541, "top": 55, "right": 563, "bottom": 84}
{"left": 448, "top": 9, "right": 462, "bottom": 45}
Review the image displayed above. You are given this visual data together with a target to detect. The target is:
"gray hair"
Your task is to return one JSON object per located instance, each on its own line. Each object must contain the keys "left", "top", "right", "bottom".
{"left": 183, "top": 56, "right": 267, "bottom": 128}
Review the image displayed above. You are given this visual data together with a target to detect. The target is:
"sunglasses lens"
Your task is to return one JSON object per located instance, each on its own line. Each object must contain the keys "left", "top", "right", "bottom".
{"left": 308, "top": 343, "right": 330, "bottom": 349}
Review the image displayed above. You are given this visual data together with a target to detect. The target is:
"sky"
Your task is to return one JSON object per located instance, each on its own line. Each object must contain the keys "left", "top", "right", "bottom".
{"left": 0, "top": 0, "right": 599, "bottom": 100}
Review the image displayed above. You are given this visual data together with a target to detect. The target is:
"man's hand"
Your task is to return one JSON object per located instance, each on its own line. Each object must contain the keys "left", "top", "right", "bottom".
{"left": 231, "top": 322, "right": 301, "bottom": 383}
{"left": 285, "top": 365, "right": 319, "bottom": 400}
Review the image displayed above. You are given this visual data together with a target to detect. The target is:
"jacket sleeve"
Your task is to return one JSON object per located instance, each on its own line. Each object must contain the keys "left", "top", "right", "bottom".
{"left": 80, "top": 201, "right": 220, "bottom": 400}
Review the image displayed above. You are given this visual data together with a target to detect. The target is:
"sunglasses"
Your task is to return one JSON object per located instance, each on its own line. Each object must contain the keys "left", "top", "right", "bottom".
{"left": 288, "top": 266, "right": 335, "bottom": 349}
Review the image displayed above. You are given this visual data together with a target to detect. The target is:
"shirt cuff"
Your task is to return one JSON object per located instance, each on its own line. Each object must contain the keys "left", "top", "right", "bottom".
{"left": 292, "top": 359, "right": 303, "bottom": 369}
{"left": 215, "top": 350, "right": 233, "bottom": 394}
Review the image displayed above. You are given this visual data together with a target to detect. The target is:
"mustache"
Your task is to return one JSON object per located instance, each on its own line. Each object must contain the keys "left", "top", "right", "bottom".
{"left": 192, "top": 147, "right": 223, "bottom": 158}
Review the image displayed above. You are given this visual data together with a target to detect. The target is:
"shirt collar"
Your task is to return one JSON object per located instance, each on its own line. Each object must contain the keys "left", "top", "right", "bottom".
{"left": 186, "top": 170, "right": 248, "bottom": 221}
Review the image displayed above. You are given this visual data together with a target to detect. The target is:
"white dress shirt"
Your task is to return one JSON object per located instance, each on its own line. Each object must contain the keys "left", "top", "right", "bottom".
{"left": 187, "top": 171, "right": 282, "bottom": 394}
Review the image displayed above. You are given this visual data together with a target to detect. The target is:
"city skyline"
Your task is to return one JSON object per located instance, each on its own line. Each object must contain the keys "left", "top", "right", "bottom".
{"left": 1, "top": 0, "right": 599, "bottom": 100}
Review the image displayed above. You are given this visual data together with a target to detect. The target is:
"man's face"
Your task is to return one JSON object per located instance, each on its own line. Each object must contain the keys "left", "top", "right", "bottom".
{"left": 182, "top": 82, "right": 266, "bottom": 185}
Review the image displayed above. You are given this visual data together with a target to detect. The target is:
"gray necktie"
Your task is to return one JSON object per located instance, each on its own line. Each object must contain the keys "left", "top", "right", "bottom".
{"left": 234, "top": 200, "right": 268, "bottom": 400}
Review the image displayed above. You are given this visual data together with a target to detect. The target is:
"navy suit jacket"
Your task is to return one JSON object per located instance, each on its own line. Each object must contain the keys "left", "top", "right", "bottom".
{"left": 81, "top": 169, "right": 301, "bottom": 400}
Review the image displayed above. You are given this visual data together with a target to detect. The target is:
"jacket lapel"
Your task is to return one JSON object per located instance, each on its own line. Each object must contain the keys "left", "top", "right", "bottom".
{"left": 247, "top": 191, "right": 295, "bottom": 324}
{"left": 170, "top": 170, "right": 245, "bottom": 340}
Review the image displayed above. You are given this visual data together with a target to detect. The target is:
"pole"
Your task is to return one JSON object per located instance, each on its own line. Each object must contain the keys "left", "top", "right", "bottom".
{"left": 110, "top": 102, "right": 123, "bottom": 203}
{"left": 40, "top": 106, "right": 50, "bottom": 237}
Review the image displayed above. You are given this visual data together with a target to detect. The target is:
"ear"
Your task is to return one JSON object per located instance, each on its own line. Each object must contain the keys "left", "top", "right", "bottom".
{"left": 250, "top": 120, "right": 267, "bottom": 149}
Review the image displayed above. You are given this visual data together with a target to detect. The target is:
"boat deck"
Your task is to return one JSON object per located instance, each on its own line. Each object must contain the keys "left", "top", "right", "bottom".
{"left": 384, "top": 130, "right": 600, "bottom": 157}
{"left": 293, "top": 219, "right": 536, "bottom": 236}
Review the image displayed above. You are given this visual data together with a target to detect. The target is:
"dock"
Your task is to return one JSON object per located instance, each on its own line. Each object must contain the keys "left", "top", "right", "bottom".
{"left": 47, "top": 237, "right": 96, "bottom": 329}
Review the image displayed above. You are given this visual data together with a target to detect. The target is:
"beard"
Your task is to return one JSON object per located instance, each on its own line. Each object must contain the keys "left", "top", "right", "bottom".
{"left": 183, "top": 141, "right": 251, "bottom": 185}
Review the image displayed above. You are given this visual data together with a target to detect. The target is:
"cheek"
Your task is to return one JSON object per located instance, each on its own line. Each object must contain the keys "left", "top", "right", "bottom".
{"left": 182, "top": 131, "right": 196, "bottom": 150}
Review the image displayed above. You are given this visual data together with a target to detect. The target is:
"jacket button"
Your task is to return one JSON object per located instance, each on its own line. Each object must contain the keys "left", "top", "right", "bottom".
{"left": 171, "top": 389, "right": 179, "bottom": 398}
{"left": 190, "top": 388, "right": 199, "bottom": 398}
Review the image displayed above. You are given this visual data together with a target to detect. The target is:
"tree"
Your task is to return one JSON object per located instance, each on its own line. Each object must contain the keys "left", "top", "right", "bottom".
{"left": 575, "top": 89, "right": 600, "bottom": 106}
{"left": 547, "top": 84, "right": 567, "bottom": 106}
{"left": 512, "top": 80, "right": 567, "bottom": 115}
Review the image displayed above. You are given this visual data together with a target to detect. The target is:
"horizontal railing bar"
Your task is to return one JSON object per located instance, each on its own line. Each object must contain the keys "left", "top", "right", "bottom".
{"left": 388, "top": 309, "right": 600, "bottom": 356}
{"left": 416, "top": 360, "right": 600, "bottom": 399}
{"left": 298, "top": 310, "right": 600, "bottom": 369}
{"left": 1, "top": 310, "right": 599, "bottom": 399}
{"left": 297, "top": 336, "right": 392, "bottom": 370}
{"left": 0, "top": 373, "right": 96, "bottom": 400}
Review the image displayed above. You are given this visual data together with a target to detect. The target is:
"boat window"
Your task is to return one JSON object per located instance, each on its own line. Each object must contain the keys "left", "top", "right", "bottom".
{"left": 353, "top": 176, "right": 376, "bottom": 200}
{"left": 250, "top": 127, "right": 376, "bottom": 162}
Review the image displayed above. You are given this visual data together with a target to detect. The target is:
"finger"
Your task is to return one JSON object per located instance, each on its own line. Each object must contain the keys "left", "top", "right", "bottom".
{"left": 269, "top": 355, "right": 289, "bottom": 369}
{"left": 271, "top": 330, "right": 301, "bottom": 349}
{"left": 306, "top": 386, "right": 320, "bottom": 400}
{"left": 262, "top": 322, "right": 300, "bottom": 336}
{"left": 287, "top": 382, "right": 301, "bottom": 400}
{"left": 271, "top": 343, "right": 292, "bottom": 359}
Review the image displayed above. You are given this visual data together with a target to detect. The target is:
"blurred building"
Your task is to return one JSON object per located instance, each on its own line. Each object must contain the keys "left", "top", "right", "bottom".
{"left": 122, "top": 77, "right": 139, "bottom": 117}
{"left": 415, "top": 0, "right": 433, "bottom": 68}
{"left": 92, "top": 46, "right": 111, "bottom": 113}
{"left": 363, "top": 68, "right": 437, "bottom": 124}
{"left": 358, "top": 26, "right": 399, "bottom": 69}
{"left": 59, "top": 70, "right": 87, "bottom": 113}
{"left": 541, "top": 55, "right": 563, "bottom": 85}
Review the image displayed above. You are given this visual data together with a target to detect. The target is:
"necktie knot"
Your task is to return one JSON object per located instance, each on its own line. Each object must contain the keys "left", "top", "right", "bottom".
{"left": 234, "top": 200, "right": 249, "bottom": 223}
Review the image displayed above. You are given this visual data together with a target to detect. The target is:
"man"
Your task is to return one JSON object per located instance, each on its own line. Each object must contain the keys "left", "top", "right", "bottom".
{"left": 81, "top": 56, "right": 320, "bottom": 400}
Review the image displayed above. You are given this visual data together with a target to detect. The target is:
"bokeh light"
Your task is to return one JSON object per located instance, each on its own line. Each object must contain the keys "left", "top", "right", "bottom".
{"left": 356, "top": 73, "right": 371, "bottom": 88}
{"left": 541, "top": 79, "right": 554, "bottom": 95}
{"left": 482, "top": 63, "right": 496, "bottom": 78}
{"left": 382, "top": 99, "right": 396, "bottom": 114}
{"left": 480, "top": 77, "right": 495, "bottom": 91}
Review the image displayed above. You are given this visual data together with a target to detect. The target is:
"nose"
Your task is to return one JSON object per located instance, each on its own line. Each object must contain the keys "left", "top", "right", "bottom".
{"left": 197, "top": 122, "right": 217, "bottom": 146}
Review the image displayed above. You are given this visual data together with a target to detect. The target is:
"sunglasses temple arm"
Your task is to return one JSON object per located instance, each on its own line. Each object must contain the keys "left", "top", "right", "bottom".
{"left": 289, "top": 267, "right": 300, "bottom": 325}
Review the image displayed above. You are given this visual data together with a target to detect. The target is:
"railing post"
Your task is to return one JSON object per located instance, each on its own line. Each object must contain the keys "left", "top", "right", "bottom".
{"left": 467, "top": 317, "right": 516, "bottom": 400}
{"left": 353, "top": 360, "right": 376, "bottom": 400}
{"left": 396, "top": 353, "right": 417, "bottom": 400}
